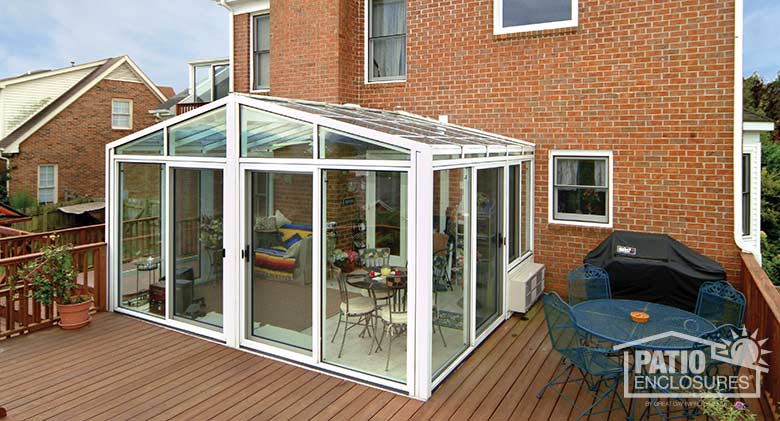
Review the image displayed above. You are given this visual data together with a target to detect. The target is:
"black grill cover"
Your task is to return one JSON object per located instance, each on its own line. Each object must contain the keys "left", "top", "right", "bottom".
{"left": 583, "top": 231, "right": 726, "bottom": 312}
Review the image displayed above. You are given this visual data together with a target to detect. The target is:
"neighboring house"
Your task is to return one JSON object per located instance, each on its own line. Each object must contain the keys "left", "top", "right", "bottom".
{"left": 0, "top": 56, "right": 169, "bottom": 203}
{"left": 148, "top": 57, "right": 230, "bottom": 120}
{"left": 742, "top": 110, "right": 775, "bottom": 260}
{"left": 216, "top": 0, "right": 762, "bottom": 294}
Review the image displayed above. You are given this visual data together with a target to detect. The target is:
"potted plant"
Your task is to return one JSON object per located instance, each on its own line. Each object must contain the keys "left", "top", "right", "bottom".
{"left": 16, "top": 239, "right": 92, "bottom": 329}
{"left": 700, "top": 397, "right": 755, "bottom": 421}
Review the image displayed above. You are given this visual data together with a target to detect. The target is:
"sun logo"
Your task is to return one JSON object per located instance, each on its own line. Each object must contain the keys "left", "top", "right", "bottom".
{"left": 714, "top": 326, "right": 771, "bottom": 371}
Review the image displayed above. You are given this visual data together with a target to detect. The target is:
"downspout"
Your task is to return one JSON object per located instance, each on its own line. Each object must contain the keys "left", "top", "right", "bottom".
{"left": 733, "top": 0, "right": 755, "bottom": 255}
{"left": 215, "top": 1, "right": 235, "bottom": 94}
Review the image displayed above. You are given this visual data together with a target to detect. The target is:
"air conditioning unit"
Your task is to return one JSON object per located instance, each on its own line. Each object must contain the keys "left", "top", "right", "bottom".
{"left": 508, "top": 262, "right": 545, "bottom": 314}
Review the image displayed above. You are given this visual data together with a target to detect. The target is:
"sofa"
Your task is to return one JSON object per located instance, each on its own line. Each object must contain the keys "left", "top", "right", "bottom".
{"left": 254, "top": 223, "right": 312, "bottom": 285}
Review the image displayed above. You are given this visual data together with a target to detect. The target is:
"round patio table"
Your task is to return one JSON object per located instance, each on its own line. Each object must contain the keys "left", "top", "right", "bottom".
{"left": 571, "top": 299, "right": 716, "bottom": 350}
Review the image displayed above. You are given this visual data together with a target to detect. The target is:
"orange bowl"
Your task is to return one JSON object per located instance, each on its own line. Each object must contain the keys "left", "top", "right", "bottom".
{"left": 631, "top": 311, "right": 650, "bottom": 323}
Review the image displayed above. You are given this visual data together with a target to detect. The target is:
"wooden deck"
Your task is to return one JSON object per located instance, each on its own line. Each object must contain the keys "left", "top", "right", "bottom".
{"left": 0, "top": 306, "right": 768, "bottom": 420}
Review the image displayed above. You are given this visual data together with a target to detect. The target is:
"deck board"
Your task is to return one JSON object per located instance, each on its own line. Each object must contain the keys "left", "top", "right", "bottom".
{"left": 0, "top": 310, "right": 768, "bottom": 421}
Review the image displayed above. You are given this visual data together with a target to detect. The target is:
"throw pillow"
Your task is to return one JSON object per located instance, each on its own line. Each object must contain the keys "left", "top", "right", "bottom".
{"left": 283, "top": 233, "right": 302, "bottom": 249}
{"left": 254, "top": 216, "right": 277, "bottom": 232}
{"left": 283, "top": 239, "right": 302, "bottom": 258}
{"left": 274, "top": 209, "right": 292, "bottom": 227}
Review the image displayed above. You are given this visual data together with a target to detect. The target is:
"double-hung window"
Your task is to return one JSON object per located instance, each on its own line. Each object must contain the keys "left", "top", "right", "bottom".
{"left": 252, "top": 14, "right": 270, "bottom": 91}
{"left": 550, "top": 152, "right": 611, "bottom": 225}
{"left": 112, "top": 99, "right": 132, "bottom": 130}
{"left": 38, "top": 165, "right": 57, "bottom": 204}
{"left": 368, "top": 0, "right": 406, "bottom": 82}
{"left": 494, "top": 0, "right": 578, "bottom": 34}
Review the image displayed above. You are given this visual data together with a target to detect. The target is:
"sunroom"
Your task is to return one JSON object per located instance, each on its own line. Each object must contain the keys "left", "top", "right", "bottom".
{"left": 105, "top": 94, "right": 535, "bottom": 399}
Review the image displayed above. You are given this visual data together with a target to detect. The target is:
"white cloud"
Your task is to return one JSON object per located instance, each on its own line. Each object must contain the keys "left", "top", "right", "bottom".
{"left": 0, "top": 0, "right": 228, "bottom": 91}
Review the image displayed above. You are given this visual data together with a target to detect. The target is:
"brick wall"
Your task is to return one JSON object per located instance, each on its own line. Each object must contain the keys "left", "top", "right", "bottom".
{"left": 231, "top": 0, "right": 739, "bottom": 295}
{"left": 10, "top": 78, "right": 162, "bottom": 202}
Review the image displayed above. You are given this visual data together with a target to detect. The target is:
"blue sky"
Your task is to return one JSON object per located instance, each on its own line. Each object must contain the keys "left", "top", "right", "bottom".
{"left": 0, "top": 1, "right": 777, "bottom": 91}
{"left": 0, "top": 1, "right": 228, "bottom": 92}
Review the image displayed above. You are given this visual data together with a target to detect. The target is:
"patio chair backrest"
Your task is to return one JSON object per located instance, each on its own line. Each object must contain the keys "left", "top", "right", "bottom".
{"left": 433, "top": 254, "right": 449, "bottom": 289}
{"left": 379, "top": 283, "right": 407, "bottom": 325}
{"left": 360, "top": 248, "right": 390, "bottom": 268}
{"left": 695, "top": 281, "right": 746, "bottom": 328}
{"left": 541, "top": 292, "right": 584, "bottom": 363}
{"left": 566, "top": 264, "right": 612, "bottom": 306}
{"left": 333, "top": 267, "right": 353, "bottom": 313}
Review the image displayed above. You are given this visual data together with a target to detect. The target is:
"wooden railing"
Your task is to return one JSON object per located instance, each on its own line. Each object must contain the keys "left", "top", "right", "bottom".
{"left": 176, "top": 102, "right": 208, "bottom": 115}
{"left": 0, "top": 224, "right": 105, "bottom": 259}
{"left": 0, "top": 242, "right": 106, "bottom": 339}
{"left": 739, "top": 253, "right": 780, "bottom": 420}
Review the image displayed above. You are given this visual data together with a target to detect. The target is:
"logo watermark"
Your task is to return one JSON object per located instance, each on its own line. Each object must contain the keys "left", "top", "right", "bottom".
{"left": 613, "top": 327, "right": 770, "bottom": 399}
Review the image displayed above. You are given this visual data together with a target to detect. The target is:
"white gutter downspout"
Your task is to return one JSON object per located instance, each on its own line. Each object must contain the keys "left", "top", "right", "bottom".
{"left": 733, "top": 0, "right": 755, "bottom": 256}
{"left": 216, "top": 0, "right": 235, "bottom": 94}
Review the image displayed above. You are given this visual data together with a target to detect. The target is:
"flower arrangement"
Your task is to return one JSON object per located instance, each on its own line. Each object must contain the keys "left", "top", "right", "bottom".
{"left": 330, "top": 248, "right": 359, "bottom": 271}
{"left": 198, "top": 215, "right": 223, "bottom": 250}
{"left": 700, "top": 398, "right": 755, "bottom": 421}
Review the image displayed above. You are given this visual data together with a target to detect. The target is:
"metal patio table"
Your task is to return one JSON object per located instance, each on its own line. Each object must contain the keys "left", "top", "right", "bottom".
{"left": 571, "top": 299, "right": 717, "bottom": 420}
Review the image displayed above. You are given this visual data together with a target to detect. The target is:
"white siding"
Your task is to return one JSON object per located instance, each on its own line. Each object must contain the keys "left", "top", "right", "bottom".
{"left": 105, "top": 63, "right": 142, "bottom": 83}
{"left": 1, "top": 67, "right": 95, "bottom": 136}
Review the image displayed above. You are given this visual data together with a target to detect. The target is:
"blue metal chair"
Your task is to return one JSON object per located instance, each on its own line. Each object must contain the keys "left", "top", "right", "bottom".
{"left": 566, "top": 264, "right": 612, "bottom": 306}
{"left": 695, "top": 281, "right": 746, "bottom": 328}
{"left": 537, "top": 292, "right": 626, "bottom": 420}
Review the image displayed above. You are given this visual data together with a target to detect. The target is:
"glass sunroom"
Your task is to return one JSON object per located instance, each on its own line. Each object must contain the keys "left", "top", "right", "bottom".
{"left": 106, "top": 94, "right": 534, "bottom": 399}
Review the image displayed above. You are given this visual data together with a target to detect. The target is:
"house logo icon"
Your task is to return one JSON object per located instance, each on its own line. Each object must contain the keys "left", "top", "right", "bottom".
{"left": 613, "top": 327, "right": 770, "bottom": 399}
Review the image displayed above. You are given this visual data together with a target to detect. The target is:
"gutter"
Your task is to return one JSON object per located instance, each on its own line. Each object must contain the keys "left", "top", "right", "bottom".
{"left": 733, "top": 0, "right": 756, "bottom": 256}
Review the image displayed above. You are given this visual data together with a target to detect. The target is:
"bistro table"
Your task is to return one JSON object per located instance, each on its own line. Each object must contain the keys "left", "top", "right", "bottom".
{"left": 345, "top": 267, "right": 407, "bottom": 351}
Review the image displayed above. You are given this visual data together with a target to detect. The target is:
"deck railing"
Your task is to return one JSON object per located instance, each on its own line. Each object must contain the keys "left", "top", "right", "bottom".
{"left": 0, "top": 242, "right": 106, "bottom": 339}
{"left": 0, "top": 223, "right": 105, "bottom": 259}
{"left": 739, "top": 252, "right": 780, "bottom": 420}
{"left": 176, "top": 102, "right": 209, "bottom": 115}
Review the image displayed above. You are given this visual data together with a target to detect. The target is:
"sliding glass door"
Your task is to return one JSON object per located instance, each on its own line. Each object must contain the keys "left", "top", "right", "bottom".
{"left": 244, "top": 170, "right": 314, "bottom": 353}
{"left": 172, "top": 168, "right": 224, "bottom": 330}
{"left": 475, "top": 167, "right": 503, "bottom": 336}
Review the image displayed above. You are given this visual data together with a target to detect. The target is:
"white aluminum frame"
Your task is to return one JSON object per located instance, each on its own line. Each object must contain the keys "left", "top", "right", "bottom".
{"left": 106, "top": 94, "right": 535, "bottom": 400}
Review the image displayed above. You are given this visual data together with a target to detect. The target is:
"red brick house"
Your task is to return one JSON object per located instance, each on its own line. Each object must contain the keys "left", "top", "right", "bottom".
{"left": 215, "top": 0, "right": 755, "bottom": 296}
{"left": 0, "top": 56, "right": 169, "bottom": 203}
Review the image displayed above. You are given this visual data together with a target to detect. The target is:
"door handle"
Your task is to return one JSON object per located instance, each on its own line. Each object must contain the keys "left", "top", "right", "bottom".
{"left": 241, "top": 244, "right": 251, "bottom": 261}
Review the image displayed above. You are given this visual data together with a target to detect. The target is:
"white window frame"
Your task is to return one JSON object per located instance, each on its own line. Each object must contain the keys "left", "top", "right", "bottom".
{"left": 493, "top": 0, "right": 578, "bottom": 35}
{"left": 364, "top": 0, "right": 407, "bottom": 84}
{"left": 37, "top": 164, "right": 58, "bottom": 204}
{"left": 742, "top": 143, "right": 761, "bottom": 241}
{"left": 111, "top": 99, "right": 133, "bottom": 130}
{"left": 250, "top": 12, "right": 271, "bottom": 93}
{"left": 548, "top": 150, "right": 612, "bottom": 228}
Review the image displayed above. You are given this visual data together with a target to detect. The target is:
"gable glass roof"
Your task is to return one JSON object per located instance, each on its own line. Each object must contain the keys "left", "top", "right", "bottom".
{"left": 108, "top": 94, "right": 533, "bottom": 159}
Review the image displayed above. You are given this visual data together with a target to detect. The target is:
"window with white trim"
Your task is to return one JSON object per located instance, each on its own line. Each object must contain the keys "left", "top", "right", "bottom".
{"left": 368, "top": 0, "right": 406, "bottom": 82}
{"left": 495, "top": 0, "right": 577, "bottom": 34}
{"left": 111, "top": 99, "right": 132, "bottom": 129}
{"left": 252, "top": 14, "right": 270, "bottom": 91}
{"left": 37, "top": 165, "right": 57, "bottom": 204}
{"left": 742, "top": 153, "right": 751, "bottom": 236}
{"left": 551, "top": 153, "right": 610, "bottom": 224}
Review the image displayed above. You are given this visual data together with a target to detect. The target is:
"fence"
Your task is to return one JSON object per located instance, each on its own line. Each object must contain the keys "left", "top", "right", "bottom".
{"left": 0, "top": 242, "right": 106, "bottom": 339}
{"left": 739, "top": 253, "right": 780, "bottom": 420}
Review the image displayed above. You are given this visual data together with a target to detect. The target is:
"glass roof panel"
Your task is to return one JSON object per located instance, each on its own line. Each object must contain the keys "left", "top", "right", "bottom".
{"left": 116, "top": 130, "right": 163, "bottom": 156}
{"left": 168, "top": 107, "right": 226, "bottom": 157}
{"left": 240, "top": 105, "right": 313, "bottom": 158}
{"left": 319, "top": 127, "right": 409, "bottom": 160}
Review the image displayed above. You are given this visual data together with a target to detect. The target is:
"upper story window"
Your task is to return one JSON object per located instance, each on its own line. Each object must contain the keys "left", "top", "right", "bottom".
{"left": 549, "top": 151, "right": 611, "bottom": 226}
{"left": 252, "top": 14, "right": 270, "bottom": 91}
{"left": 368, "top": 0, "right": 406, "bottom": 82}
{"left": 192, "top": 61, "right": 230, "bottom": 102}
{"left": 111, "top": 99, "right": 132, "bottom": 130}
{"left": 494, "top": 0, "right": 577, "bottom": 35}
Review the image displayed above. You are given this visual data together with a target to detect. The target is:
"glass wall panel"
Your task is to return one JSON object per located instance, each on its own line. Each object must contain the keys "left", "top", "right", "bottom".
{"left": 240, "top": 106, "right": 314, "bottom": 158}
{"left": 521, "top": 160, "right": 532, "bottom": 255}
{"left": 247, "top": 171, "right": 313, "bottom": 353}
{"left": 118, "top": 163, "right": 164, "bottom": 316}
{"left": 322, "top": 169, "right": 408, "bottom": 383}
{"left": 116, "top": 130, "right": 164, "bottom": 156}
{"left": 319, "top": 128, "right": 409, "bottom": 160}
{"left": 173, "top": 168, "right": 224, "bottom": 330}
{"left": 213, "top": 64, "right": 229, "bottom": 101}
{"left": 194, "top": 64, "right": 212, "bottom": 103}
{"left": 432, "top": 168, "right": 470, "bottom": 379}
{"left": 169, "top": 108, "right": 226, "bottom": 157}
{"left": 476, "top": 167, "right": 503, "bottom": 335}
{"left": 508, "top": 164, "right": 521, "bottom": 262}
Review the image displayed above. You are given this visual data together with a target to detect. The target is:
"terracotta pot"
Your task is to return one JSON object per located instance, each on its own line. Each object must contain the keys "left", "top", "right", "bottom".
{"left": 57, "top": 299, "right": 92, "bottom": 330}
